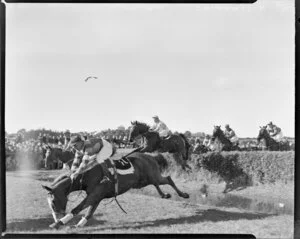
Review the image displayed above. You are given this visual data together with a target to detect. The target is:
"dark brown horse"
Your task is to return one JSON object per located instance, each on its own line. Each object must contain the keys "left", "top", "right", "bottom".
{"left": 42, "top": 152, "right": 189, "bottom": 229}
{"left": 257, "top": 126, "right": 290, "bottom": 151}
{"left": 128, "top": 121, "right": 191, "bottom": 170}
{"left": 211, "top": 126, "right": 240, "bottom": 151}
{"left": 44, "top": 146, "right": 75, "bottom": 170}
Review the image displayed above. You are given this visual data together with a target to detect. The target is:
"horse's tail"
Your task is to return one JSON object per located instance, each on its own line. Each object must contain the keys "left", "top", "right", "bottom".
{"left": 179, "top": 133, "right": 190, "bottom": 160}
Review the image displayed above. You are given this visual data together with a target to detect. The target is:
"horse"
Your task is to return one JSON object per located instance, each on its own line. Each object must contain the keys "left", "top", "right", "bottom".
{"left": 192, "top": 144, "right": 211, "bottom": 154}
{"left": 44, "top": 146, "right": 75, "bottom": 170}
{"left": 257, "top": 126, "right": 290, "bottom": 151}
{"left": 128, "top": 121, "right": 191, "bottom": 171}
{"left": 42, "top": 152, "right": 189, "bottom": 229}
{"left": 211, "top": 126, "right": 240, "bottom": 151}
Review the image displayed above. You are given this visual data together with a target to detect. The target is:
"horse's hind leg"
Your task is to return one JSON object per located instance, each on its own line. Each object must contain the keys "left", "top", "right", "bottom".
{"left": 165, "top": 176, "right": 189, "bottom": 198}
{"left": 154, "top": 175, "right": 189, "bottom": 199}
{"left": 154, "top": 185, "right": 171, "bottom": 199}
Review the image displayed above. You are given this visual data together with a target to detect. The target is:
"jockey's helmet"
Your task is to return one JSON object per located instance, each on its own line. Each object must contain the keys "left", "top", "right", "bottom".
{"left": 152, "top": 115, "right": 159, "bottom": 120}
{"left": 225, "top": 124, "right": 230, "bottom": 128}
{"left": 268, "top": 121, "right": 273, "bottom": 126}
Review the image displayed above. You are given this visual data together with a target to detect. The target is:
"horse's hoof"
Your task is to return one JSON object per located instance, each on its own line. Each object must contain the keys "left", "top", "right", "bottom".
{"left": 49, "top": 220, "right": 63, "bottom": 230}
{"left": 162, "top": 193, "right": 171, "bottom": 199}
{"left": 181, "top": 193, "right": 189, "bottom": 199}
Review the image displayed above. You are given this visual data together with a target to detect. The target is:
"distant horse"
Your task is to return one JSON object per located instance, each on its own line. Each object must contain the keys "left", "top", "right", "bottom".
{"left": 42, "top": 152, "right": 189, "bottom": 229}
{"left": 257, "top": 126, "right": 290, "bottom": 151}
{"left": 211, "top": 126, "right": 240, "bottom": 151}
{"left": 192, "top": 144, "right": 211, "bottom": 154}
{"left": 44, "top": 146, "right": 75, "bottom": 170}
{"left": 128, "top": 121, "right": 191, "bottom": 171}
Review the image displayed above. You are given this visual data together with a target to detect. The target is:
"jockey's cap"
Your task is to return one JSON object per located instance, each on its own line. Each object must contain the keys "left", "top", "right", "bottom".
{"left": 268, "top": 121, "right": 273, "bottom": 125}
{"left": 225, "top": 124, "right": 229, "bottom": 128}
{"left": 152, "top": 115, "right": 159, "bottom": 119}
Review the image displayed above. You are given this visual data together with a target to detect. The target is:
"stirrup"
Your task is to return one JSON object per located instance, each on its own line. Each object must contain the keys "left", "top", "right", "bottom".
{"left": 100, "top": 176, "right": 111, "bottom": 184}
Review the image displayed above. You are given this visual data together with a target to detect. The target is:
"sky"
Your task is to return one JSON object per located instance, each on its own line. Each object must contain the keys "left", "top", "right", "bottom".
{"left": 5, "top": 0, "right": 294, "bottom": 137}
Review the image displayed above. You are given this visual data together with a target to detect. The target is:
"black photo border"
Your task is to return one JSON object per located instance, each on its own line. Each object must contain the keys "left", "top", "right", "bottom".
{"left": 0, "top": 0, "right": 297, "bottom": 238}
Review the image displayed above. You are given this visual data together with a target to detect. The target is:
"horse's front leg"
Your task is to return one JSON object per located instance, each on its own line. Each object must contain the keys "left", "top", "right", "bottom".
{"left": 75, "top": 181, "right": 114, "bottom": 228}
{"left": 49, "top": 197, "right": 88, "bottom": 229}
{"left": 75, "top": 202, "right": 101, "bottom": 227}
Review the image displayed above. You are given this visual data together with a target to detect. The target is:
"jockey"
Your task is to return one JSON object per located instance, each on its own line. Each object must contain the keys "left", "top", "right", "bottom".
{"left": 65, "top": 135, "right": 116, "bottom": 180}
{"left": 63, "top": 131, "right": 71, "bottom": 148}
{"left": 224, "top": 124, "right": 239, "bottom": 145}
{"left": 266, "top": 122, "right": 284, "bottom": 142}
{"left": 150, "top": 115, "right": 171, "bottom": 138}
{"left": 193, "top": 138, "right": 201, "bottom": 151}
{"left": 202, "top": 134, "right": 211, "bottom": 148}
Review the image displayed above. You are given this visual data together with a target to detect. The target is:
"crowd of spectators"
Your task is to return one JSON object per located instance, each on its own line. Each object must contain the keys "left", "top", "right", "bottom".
{"left": 5, "top": 130, "right": 72, "bottom": 170}
{"left": 7, "top": 127, "right": 292, "bottom": 171}
{"left": 5, "top": 127, "right": 135, "bottom": 170}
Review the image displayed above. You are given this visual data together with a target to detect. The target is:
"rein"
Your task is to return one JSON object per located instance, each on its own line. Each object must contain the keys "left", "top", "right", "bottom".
{"left": 112, "top": 146, "right": 143, "bottom": 214}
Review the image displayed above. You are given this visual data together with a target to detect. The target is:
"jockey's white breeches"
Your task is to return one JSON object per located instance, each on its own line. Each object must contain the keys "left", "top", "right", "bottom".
{"left": 96, "top": 139, "right": 114, "bottom": 164}
{"left": 209, "top": 143, "right": 215, "bottom": 150}
{"left": 230, "top": 136, "right": 239, "bottom": 144}
{"left": 272, "top": 132, "right": 283, "bottom": 142}
{"left": 158, "top": 129, "right": 171, "bottom": 137}
{"left": 203, "top": 139, "right": 210, "bottom": 147}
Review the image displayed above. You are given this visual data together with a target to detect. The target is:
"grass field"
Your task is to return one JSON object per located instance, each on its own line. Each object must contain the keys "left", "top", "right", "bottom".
{"left": 4, "top": 150, "right": 294, "bottom": 238}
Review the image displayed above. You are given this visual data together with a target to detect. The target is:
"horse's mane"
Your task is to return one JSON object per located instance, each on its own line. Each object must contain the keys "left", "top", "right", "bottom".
{"left": 51, "top": 174, "right": 70, "bottom": 187}
{"left": 133, "top": 121, "right": 150, "bottom": 129}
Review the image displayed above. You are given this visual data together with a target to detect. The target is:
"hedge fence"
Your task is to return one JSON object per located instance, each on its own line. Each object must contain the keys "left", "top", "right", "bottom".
{"left": 189, "top": 151, "right": 294, "bottom": 185}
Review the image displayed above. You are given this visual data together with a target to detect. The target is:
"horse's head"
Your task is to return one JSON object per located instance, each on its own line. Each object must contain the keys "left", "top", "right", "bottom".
{"left": 43, "top": 145, "right": 64, "bottom": 165}
{"left": 42, "top": 176, "right": 71, "bottom": 222}
{"left": 211, "top": 125, "right": 222, "bottom": 142}
{"left": 257, "top": 126, "right": 268, "bottom": 142}
{"left": 128, "top": 121, "right": 149, "bottom": 142}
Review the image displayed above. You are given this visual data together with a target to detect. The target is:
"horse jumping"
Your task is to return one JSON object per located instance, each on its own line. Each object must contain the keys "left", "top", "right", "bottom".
{"left": 257, "top": 126, "right": 290, "bottom": 151}
{"left": 211, "top": 126, "right": 240, "bottom": 151}
{"left": 128, "top": 121, "right": 191, "bottom": 171}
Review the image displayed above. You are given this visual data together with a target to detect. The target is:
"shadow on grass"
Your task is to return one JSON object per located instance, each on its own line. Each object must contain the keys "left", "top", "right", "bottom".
{"left": 80, "top": 208, "right": 274, "bottom": 232}
{"left": 6, "top": 214, "right": 105, "bottom": 232}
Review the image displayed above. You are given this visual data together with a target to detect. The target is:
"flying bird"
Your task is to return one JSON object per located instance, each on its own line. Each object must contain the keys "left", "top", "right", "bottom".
{"left": 84, "top": 76, "right": 98, "bottom": 82}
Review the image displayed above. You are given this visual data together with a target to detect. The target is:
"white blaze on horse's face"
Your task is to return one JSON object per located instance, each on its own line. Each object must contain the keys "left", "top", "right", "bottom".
{"left": 47, "top": 196, "right": 59, "bottom": 222}
{"left": 43, "top": 185, "right": 67, "bottom": 221}
{"left": 45, "top": 149, "right": 51, "bottom": 157}
{"left": 44, "top": 149, "right": 52, "bottom": 163}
